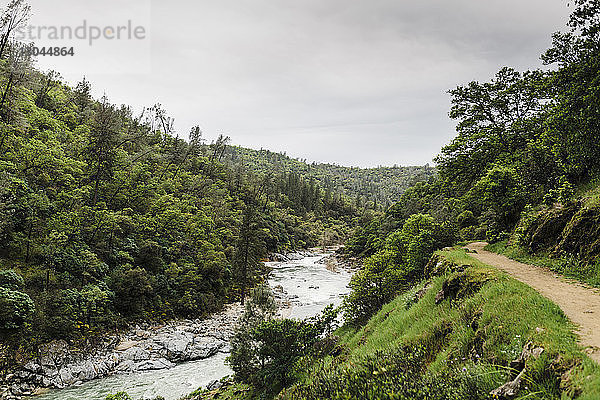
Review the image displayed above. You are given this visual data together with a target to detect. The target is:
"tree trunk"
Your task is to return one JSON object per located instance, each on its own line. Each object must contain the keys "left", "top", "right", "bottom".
{"left": 0, "top": 33, "right": 9, "bottom": 60}
{"left": 0, "top": 73, "right": 14, "bottom": 116}
{"left": 92, "top": 150, "right": 103, "bottom": 205}
{"left": 24, "top": 219, "right": 33, "bottom": 263}
{"left": 241, "top": 233, "right": 250, "bottom": 305}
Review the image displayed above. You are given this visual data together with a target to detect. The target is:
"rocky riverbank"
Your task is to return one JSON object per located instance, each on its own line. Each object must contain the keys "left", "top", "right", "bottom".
{"left": 0, "top": 304, "right": 243, "bottom": 399}
{"left": 316, "top": 252, "right": 361, "bottom": 273}
{"left": 267, "top": 249, "right": 315, "bottom": 263}
{"left": 1, "top": 250, "right": 336, "bottom": 400}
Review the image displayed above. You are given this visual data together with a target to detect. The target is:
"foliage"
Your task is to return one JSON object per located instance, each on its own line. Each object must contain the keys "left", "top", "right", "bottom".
{"left": 233, "top": 197, "right": 267, "bottom": 305}
{"left": 5, "top": 1, "right": 600, "bottom": 397}
{"left": 343, "top": 214, "right": 454, "bottom": 325}
{"left": 228, "top": 286, "right": 338, "bottom": 396}
{"left": 337, "top": 1, "right": 600, "bottom": 250}
{"left": 0, "top": 286, "right": 34, "bottom": 331}
{"left": 281, "top": 249, "right": 600, "bottom": 400}
{"left": 344, "top": 213, "right": 386, "bottom": 257}
{"left": 224, "top": 146, "right": 436, "bottom": 210}
{"left": 541, "top": 0, "right": 600, "bottom": 181}
{"left": 228, "top": 285, "right": 277, "bottom": 383}
{"left": 344, "top": 1, "right": 600, "bottom": 257}
{"left": 0, "top": 268, "right": 24, "bottom": 290}
{"left": 468, "top": 165, "right": 524, "bottom": 237}
{"left": 436, "top": 68, "right": 550, "bottom": 196}
{"left": 282, "top": 344, "right": 491, "bottom": 400}
{"left": 271, "top": 2, "right": 600, "bottom": 397}
{"left": 343, "top": 249, "right": 408, "bottom": 325}
{"left": 251, "top": 318, "right": 321, "bottom": 392}
{"left": 0, "top": 14, "right": 369, "bottom": 344}
{"left": 105, "top": 391, "right": 165, "bottom": 399}
{"left": 104, "top": 393, "right": 132, "bottom": 400}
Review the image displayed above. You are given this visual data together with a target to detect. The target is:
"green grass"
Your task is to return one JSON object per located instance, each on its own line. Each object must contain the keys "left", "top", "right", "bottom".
{"left": 576, "top": 177, "right": 600, "bottom": 207}
{"left": 192, "top": 248, "right": 600, "bottom": 399}
{"left": 183, "top": 380, "right": 253, "bottom": 400}
{"left": 282, "top": 248, "right": 600, "bottom": 399}
{"left": 486, "top": 240, "right": 600, "bottom": 288}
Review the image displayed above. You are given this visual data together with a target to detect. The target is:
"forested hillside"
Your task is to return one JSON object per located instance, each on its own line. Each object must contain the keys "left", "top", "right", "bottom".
{"left": 348, "top": 0, "right": 600, "bottom": 265}
{"left": 0, "top": 40, "right": 372, "bottom": 354}
{"left": 4, "top": 0, "right": 600, "bottom": 399}
{"left": 198, "top": 2, "right": 600, "bottom": 399}
{"left": 223, "top": 146, "right": 435, "bottom": 209}
{"left": 315, "top": 0, "right": 600, "bottom": 396}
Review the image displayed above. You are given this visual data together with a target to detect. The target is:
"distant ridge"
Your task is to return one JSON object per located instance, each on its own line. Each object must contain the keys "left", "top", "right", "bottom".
{"left": 223, "top": 145, "right": 436, "bottom": 209}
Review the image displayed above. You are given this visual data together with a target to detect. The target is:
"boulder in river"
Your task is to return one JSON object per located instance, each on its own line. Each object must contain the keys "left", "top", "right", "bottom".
{"left": 2, "top": 304, "right": 244, "bottom": 399}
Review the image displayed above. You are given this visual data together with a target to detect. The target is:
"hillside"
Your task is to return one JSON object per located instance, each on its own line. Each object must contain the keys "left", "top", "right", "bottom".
{"left": 190, "top": 2, "right": 600, "bottom": 400}
{"left": 467, "top": 242, "right": 600, "bottom": 363}
{"left": 223, "top": 146, "right": 436, "bottom": 209}
{"left": 485, "top": 180, "right": 600, "bottom": 289}
{"left": 281, "top": 249, "right": 600, "bottom": 399}
{"left": 195, "top": 249, "right": 600, "bottom": 400}
{"left": 0, "top": 53, "right": 366, "bottom": 365}
{"left": 4, "top": 0, "right": 600, "bottom": 399}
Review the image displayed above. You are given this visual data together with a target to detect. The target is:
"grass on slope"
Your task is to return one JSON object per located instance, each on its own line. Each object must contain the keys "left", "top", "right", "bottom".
{"left": 576, "top": 178, "right": 600, "bottom": 208}
{"left": 191, "top": 248, "right": 600, "bottom": 399}
{"left": 185, "top": 380, "right": 253, "bottom": 400}
{"left": 281, "top": 248, "right": 600, "bottom": 399}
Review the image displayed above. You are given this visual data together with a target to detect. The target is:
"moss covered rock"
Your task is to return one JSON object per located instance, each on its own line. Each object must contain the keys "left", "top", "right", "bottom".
{"left": 555, "top": 204, "right": 600, "bottom": 259}
{"left": 524, "top": 203, "right": 579, "bottom": 252}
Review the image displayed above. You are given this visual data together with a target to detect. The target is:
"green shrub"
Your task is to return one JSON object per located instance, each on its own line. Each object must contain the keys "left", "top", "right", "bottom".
{"left": 557, "top": 176, "right": 575, "bottom": 204}
{"left": 469, "top": 165, "right": 525, "bottom": 232}
{"left": 80, "top": 283, "right": 115, "bottom": 327}
{"left": 343, "top": 214, "right": 452, "bottom": 325}
{"left": 513, "top": 204, "right": 537, "bottom": 247}
{"left": 0, "top": 287, "right": 35, "bottom": 331}
{"left": 343, "top": 249, "right": 408, "bottom": 325}
{"left": 459, "top": 226, "right": 476, "bottom": 241}
{"left": 228, "top": 285, "right": 277, "bottom": 384}
{"left": 110, "top": 265, "right": 153, "bottom": 317}
{"left": 105, "top": 393, "right": 132, "bottom": 400}
{"left": 252, "top": 318, "right": 321, "bottom": 392}
{"left": 0, "top": 269, "right": 24, "bottom": 290}
{"left": 457, "top": 210, "right": 477, "bottom": 229}
{"left": 281, "top": 344, "right": 492, "bottom": 400}
{"left": 228, "top": 288, "right": 337, "bottom": 396}
{"left": 44, "top": 289, "right": 84, "bottom": 336}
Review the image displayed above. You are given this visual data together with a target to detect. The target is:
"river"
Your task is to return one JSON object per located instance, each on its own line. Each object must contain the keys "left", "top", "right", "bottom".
{"left": 34, "top": 252, "right": 351, "bottom": 400}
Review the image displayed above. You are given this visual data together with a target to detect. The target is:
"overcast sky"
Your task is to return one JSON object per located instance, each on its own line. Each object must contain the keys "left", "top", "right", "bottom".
{"left": 28, "top": 0, "right": 570, "bottom": 167}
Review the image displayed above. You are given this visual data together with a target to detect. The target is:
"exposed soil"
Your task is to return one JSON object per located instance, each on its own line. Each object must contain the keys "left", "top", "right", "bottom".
{"left": 466, "top": 242, "right": 600, "bottom": 363}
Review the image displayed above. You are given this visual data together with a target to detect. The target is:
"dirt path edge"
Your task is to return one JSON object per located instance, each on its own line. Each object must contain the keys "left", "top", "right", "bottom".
{"left": 466, "top": 242, "right": 600, "bottom": 363}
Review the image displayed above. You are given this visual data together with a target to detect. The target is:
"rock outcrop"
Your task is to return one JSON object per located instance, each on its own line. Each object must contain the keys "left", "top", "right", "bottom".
{"left": 490, "top": 342, "right": 544, "bottom": 399}
{"left": 1, "top": 304, "right": 243, "bottom": 399}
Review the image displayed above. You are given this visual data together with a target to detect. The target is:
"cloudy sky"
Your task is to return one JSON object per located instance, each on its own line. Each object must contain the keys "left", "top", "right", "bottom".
{"left": 28, "top": 0, "right": 570, "bottom": 167}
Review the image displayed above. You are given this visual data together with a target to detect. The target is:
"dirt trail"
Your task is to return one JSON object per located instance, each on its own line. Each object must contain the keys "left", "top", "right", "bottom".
{"left": 466, "top": 242, "right": 600, "bottom": 363}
